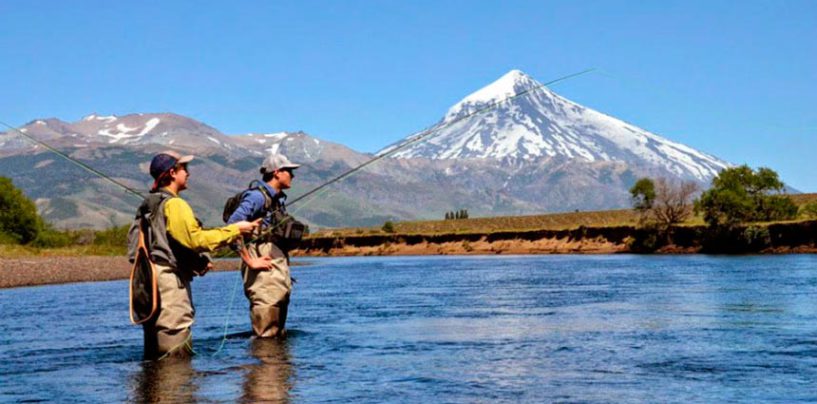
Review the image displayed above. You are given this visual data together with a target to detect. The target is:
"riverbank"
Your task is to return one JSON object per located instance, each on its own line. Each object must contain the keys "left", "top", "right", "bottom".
{"left": 0, "top": 257, "right": 242, "bottom": 289}
{"left": 292, "top": 229, "right": 629, "bottom": 256}
{"left": 4, "top": 220, "right": 817, "bottom": 289}
{"left": 293, "top": 220, "right": 817, "bottom": 256}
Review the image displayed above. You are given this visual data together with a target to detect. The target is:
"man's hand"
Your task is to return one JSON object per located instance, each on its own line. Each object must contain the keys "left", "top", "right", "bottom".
{"left": 247, "top": 256, "right": 274, "bottom": 271}
{"left": 235, "top": 218, "right": 262, "bottom": 234}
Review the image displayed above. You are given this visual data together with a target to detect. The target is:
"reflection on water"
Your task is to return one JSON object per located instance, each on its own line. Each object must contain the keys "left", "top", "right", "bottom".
{"left": 4, "top": 255, "right": 817, "bottom": 402}
{"left": 131, "top": 357, "right": 197, "bottom": 403}
{"left": 241, "top": 338, "right": 293, "bottom": 402}
{"left": 126, "top": 337, "right": 293, "bottom": 403}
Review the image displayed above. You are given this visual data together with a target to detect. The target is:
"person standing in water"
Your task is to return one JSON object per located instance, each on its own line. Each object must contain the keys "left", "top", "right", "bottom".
{"left": 131, "top": 151, "right": 259, "bottom": 359}
{"left": 227, "top": 152, "right": 300, "bottom": 338}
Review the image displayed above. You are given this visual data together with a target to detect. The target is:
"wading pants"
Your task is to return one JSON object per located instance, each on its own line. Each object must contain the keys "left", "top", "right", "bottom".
{"left": 241, "top": 241, "right": 291, "bottom": 338}
{"left": 142, "top": 262, "right": 194, "bottom": 360}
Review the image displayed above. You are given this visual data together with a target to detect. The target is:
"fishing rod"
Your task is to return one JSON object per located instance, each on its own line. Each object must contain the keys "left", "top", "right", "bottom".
{"left": 244, "top": 68, "right": 597, "bottom": 245}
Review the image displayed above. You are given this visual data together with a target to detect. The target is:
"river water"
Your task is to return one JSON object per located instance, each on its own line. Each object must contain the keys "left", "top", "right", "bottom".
{"left": 2, "top": 255, "right": 817, "bottom": 402}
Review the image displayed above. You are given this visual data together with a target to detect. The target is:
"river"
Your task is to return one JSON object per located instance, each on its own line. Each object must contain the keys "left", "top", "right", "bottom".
{"left": 2, "top": 255, "right": 817, "bottom": 402}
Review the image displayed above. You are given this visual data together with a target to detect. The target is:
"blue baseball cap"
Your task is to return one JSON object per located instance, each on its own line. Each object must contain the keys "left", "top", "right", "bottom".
{"left": 150, "top": 151, "right": 194, "bottom": 190}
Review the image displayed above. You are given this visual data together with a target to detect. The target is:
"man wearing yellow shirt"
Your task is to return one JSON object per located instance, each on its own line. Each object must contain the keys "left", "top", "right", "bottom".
{"left": 137, "top": 151, "right": 259, "bottom": 359}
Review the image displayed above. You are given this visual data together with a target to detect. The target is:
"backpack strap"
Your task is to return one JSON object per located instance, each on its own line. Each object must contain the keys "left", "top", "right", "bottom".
{"left": 247, "top": 180, "right": 274, "bottom": 212}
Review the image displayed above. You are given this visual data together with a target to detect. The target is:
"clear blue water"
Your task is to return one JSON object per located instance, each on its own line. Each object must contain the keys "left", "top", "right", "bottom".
{"left": 2, "top": 255, "right": 817, "bottom": 402}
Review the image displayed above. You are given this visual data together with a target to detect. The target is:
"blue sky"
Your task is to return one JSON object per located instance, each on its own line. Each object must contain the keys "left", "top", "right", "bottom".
{"left": 1, "top": 1, "right": 815, "bottom": 189}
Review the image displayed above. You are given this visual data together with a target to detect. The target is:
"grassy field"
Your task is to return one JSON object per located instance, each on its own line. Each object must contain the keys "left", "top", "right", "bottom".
{"left": 0, "top": 243, "right": 126, "bottom": 258}
{"left": 313, "top": 192, "right": 817, "bottom": 237}
{"left": 789, "top": 193, "right": 817, "bottom": 205}
{"left": 314, "top": 209, "right": 641, "bottom": 237}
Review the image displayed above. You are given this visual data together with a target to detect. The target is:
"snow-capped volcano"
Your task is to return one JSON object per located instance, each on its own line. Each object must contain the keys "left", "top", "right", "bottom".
{"left": 387, "top": 69, "right": 729, "bottom": 181}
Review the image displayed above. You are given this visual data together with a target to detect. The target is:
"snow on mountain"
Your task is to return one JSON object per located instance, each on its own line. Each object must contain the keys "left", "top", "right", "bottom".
{"left": 2, "top": 113, "right": 249, "bottom": 155}
{"left": 387, "top": 69, "right": 730, "bottom": 181}
{"left": 95, "top": 117, "right": 161, "bottom": 143}
{"left": 231, "top": 131, "right": 369, "bottom": 166}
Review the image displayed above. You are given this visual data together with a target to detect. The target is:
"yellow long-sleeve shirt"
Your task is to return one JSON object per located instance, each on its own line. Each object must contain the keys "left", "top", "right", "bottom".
{"left": 162, "top": 190, "right": 240, "bottom": 252}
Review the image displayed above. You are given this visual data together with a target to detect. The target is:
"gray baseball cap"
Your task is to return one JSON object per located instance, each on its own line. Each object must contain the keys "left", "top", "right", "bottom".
{"left": 260, "top": 152, "right": 300, "bottom": 174}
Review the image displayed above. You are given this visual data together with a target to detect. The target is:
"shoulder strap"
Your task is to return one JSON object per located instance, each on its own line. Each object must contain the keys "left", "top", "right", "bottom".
{"left": 248, "top": 180, "right": 274, "bottom": 211}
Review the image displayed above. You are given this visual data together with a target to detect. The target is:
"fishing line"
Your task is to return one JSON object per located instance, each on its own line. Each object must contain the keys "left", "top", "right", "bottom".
{"left": 209, "top": 272, "right": 243, "bottom": 357}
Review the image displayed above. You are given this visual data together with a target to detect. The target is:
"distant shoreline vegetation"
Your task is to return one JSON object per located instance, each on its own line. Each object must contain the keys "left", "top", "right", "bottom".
{"left": 3, "top": 165, "right": 817, "bottom": 258}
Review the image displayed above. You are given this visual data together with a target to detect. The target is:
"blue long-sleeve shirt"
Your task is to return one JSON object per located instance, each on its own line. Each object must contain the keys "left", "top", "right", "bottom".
{"left": 226, "top": 181, "right": 286, "bottom": 227}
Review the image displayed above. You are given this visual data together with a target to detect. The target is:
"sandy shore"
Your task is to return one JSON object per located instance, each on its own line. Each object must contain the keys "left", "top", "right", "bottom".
{"left": 0, "top": 256, "right": 243, "bottom": 289}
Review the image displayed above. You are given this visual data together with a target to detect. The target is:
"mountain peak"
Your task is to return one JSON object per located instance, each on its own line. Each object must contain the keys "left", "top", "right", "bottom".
{"left": 388, "top": 70, "right": 730, "bottom": 181}
{"left": 446, "top": 69, "right": 542, "bottom": 119}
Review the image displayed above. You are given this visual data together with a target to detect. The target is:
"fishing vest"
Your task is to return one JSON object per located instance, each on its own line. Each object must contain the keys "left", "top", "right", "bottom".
{"left": 127, "top": 190, "right": 210, "bottom": 276}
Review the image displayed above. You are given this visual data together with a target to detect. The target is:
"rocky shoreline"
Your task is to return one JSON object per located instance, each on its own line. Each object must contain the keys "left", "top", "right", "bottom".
{"left": 0, "top": 257, "right": 243, "bottom": 289}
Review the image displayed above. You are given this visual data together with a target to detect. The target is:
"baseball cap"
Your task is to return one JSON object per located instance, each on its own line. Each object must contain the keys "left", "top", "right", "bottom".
{"left": 150, "top": 151, "right": 194, "bottom": 190}
{"left": 260, "top": 152, "right": 300, "bottom": 174}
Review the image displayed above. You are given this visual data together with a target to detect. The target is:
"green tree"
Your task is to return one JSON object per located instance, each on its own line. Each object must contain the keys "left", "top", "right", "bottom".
{"left": 630, "top": 178, "right": 656, "bottom": 213}
{"left": 382, "top": 220, "right": 395, "bottom": 233}
{"left": 695, "top": 165, "right": 797, "bottom": 227}
{"left": 0, "top": 176, "right": 42, "bottom": 244}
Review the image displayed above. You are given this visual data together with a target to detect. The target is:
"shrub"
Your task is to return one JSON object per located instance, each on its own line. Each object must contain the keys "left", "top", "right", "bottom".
{"left": 742, "top": 225, "right": 771, "bottom": 250}
{"left": 0, "top": 177, "right": 42, "bottom": 244}
{"left": 382, "top": 221, "right": 395, "bottom": 233}
{"left": 93, "top": 224, "right": 130, "bottom": 246}
{"left": 31, "top": 226, "right": 77, "bottom": 248}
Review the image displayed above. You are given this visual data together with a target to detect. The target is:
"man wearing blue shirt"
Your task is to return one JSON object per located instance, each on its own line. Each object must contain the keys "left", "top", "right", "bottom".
{"left": 227, "top": 152, "right": 300, "bottom": 338}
